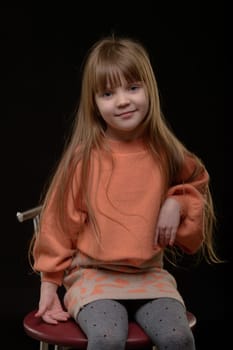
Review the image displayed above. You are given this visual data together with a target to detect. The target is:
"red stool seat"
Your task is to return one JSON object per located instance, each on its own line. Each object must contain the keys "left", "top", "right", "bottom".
{"left": 23, "top": 309, "right": 196, "bottom": 349}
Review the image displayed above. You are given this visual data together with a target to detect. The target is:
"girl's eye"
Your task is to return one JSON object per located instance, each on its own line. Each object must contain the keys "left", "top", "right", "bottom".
{"left": 129, "top": 83, "right": 141, "bottom": 91}
{"left": 102, "top": 91, "right": 113, "bottom": 98}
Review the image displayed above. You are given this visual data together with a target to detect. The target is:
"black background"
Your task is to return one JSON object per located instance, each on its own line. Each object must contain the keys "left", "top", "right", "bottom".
{"left": 1, "top": 3, "right": 230, "bottom": 349}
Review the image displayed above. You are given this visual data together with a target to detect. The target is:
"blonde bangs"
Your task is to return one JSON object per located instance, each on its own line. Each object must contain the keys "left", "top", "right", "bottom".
{"left": 90, "top": 57, "right": 144, "bottom": 94}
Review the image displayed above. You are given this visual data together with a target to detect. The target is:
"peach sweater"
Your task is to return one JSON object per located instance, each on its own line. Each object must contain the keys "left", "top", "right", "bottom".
{"left": 33, "top": 138, "right": 208, "bottom": 318}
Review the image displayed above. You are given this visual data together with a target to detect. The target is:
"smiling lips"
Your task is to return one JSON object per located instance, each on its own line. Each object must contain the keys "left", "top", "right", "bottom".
{"left": 115, "top": 110, "right": 136, "bottom": 117}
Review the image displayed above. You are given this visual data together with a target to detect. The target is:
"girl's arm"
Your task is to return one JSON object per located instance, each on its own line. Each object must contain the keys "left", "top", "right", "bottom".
{"left": 165, "top": 155, "right": 209, "bottom": 254}
{"left": 33, "top": 167, "right": 87, "bottom": 286}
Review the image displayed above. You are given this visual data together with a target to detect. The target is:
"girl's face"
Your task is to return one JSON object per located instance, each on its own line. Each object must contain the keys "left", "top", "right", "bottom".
{"left": 95, "top": 77, "right": 149, "bottom": 141}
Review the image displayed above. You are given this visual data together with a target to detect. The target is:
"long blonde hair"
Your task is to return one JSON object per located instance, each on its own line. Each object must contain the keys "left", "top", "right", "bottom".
{"left": 32, "top": 35, "right": 220, "bottom": 264}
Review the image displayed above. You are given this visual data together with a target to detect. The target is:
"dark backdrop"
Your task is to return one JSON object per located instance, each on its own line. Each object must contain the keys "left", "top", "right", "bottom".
{"left": 1, "top": 4, "right": 230, "bottom": 349}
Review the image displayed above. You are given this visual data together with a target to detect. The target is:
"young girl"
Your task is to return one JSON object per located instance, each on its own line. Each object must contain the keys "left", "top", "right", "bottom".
{"left": 32, "top": 35, "right": 219, "bottom": 350}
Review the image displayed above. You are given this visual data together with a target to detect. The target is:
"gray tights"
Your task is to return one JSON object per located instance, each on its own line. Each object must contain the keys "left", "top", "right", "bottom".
{"left": 76, "top": 298, "right": 196, "bottom": 350}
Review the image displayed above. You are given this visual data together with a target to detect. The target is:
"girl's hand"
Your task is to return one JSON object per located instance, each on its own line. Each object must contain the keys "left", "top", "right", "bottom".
{"left": 35, "top": 281, "right": 70, "bottom": 324}
{"left": 154, "top": 198, "right": 181, "bottom": 248}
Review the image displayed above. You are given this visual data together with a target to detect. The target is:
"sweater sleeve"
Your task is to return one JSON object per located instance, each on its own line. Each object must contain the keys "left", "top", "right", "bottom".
{"left": 33, "top": 165, "right": 87, "bottom": 286}
{"left": 166, "top": 155, "right": 209, "bottom": 254}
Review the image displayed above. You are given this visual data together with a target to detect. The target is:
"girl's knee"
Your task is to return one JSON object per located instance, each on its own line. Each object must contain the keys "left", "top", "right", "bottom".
{"left": 88, "top": 335, "right": 126, "bottom": 350}
{"left": 154, "top": 328, "right": 195, "bottom": 349}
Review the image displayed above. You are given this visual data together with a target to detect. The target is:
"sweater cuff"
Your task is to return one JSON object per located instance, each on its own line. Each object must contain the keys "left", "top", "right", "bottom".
{"left": 41, "top": 271, "right": 64, "bottom": 286}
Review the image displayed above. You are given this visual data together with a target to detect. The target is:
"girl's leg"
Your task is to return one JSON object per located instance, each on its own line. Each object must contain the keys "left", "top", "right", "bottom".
{"left": 135, "top": 298, "right": 196, "bottom": 350}
{"left": 76, "top": 299, "right": 128, "bottom": 350}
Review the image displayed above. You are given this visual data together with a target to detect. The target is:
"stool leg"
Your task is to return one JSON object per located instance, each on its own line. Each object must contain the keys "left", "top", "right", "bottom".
{"left": 39, "top": 341, "right": 49, "bottom": 350}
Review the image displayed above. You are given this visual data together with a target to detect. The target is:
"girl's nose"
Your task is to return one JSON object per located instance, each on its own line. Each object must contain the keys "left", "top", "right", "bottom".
{"left": 116, "top": 92, "right": 130, "bottom": 106}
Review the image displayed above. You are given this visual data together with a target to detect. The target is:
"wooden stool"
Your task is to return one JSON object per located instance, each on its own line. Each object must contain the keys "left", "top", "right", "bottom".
{"left": 23, "top": 309, "right": 196, "bottom": 350}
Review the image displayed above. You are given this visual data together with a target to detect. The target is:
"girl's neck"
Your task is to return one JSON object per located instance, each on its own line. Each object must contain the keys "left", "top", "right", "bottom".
{"left": 105, "top": 127, "right": 144, "bottom": 142}
{"left": 104, "top": 136, "right": 146, "bottom": 154}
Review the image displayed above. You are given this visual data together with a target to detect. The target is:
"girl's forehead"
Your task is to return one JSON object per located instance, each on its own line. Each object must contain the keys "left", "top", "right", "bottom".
{"left": 94, "top": 65, "right": 142, "bottom": 91}
{"left": 105, "top": 73, "right": 128, "bottom": 86}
